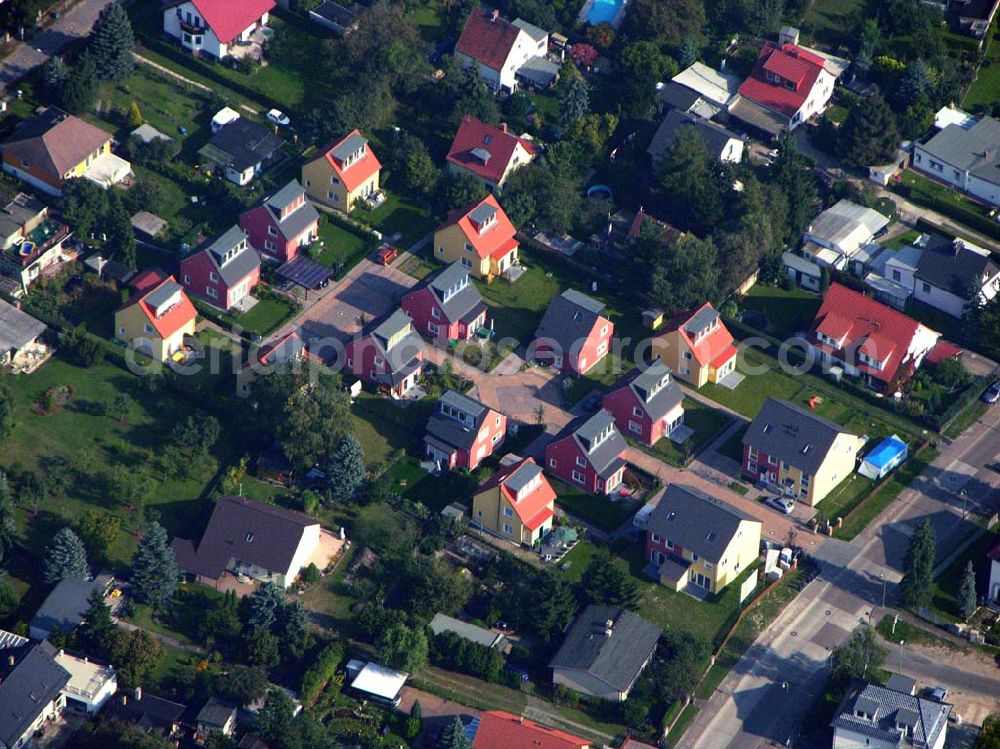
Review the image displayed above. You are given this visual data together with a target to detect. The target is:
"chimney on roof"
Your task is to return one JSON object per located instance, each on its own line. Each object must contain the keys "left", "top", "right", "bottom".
{"left": 500, "top": 122, "right": 508, "bottom": 133}
{"left": 57, "top": 649, "right": 64, "bottom": 658}
{"left": 491, "top": 8, "right": 500, "bottom": 21}
{"left": 121, "top": 693, "right": 128, "bottom": 706}
{"left": 7, "top": 655, "right": 14, "bottom": 667}
{"left": 135, "top": 686, "right": 142, "bottom": 701}
{"left": 605, "top": 618, "right": 614, "bottom": 637}
{"left": 779, "top": 26, "right": 800, "bottom": 46}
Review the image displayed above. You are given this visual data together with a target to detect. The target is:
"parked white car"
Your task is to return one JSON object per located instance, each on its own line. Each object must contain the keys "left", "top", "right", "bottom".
{"left": 766, "top": 495, "right": 796, "bottom": 514}
{"left": 267, "top": 108, "right": 291, "bottom": 127}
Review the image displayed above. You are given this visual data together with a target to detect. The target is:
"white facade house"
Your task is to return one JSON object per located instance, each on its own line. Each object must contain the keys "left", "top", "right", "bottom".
{"left": 163, "top": 0, "right": 275, "bottom": 60}
{"left": 988, "top": 543, "right": 1000, "bottom": 603}
{"left": 56, "top": 651, "right": 118, "bottom": 716}
{"left": 800, "top": 200, "right": 889, "bottom": 272}
{"left": 832, "top": 683, "right": 949, "bottom": 749}
{"left": 454, "top": 9, "right": 549, "bottom": 93}
{"left": 912, "top": 115, "right": 1000, "bottom": 206}
{"left": 912, "top": 235, "right": 1000, "bottom": 318}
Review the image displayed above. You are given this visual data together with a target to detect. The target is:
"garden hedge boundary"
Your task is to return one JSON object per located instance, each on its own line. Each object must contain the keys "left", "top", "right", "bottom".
{"left": 894, "top": 183, "right": 1000, "bottom": 243}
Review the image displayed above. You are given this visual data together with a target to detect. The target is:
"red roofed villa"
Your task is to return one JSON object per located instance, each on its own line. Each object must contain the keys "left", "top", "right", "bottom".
{"left": 808, "top": 283, "right": 942, "bottom": 391}
{"left": 651, "top": 303, "right": 739, "bottom": 389}
{"left": 163, "top": 0, "right": 276, "bottom": 61}
{"left": 114, "top": 269, "right": 197, "bottom": 362}
{"left": 454, "top": 8, "right": 551, "bottom": 93}
{"left": 447, "top": 116, "right": 537, "bottom": 191}
{"left": 433, "top": 194, "right": 521, "bottom": 281}
{"left": 470, "top": 710, "right": 589, "bottom": 749}
{"left": 730, "top": 29, "right": 840, "bottom": 137}
{"left": 302, "top": 130, "right": 382, "bottom": 213}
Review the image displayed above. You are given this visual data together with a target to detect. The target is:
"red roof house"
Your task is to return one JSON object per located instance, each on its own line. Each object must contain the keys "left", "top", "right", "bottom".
{"left": 114, "top": 270, "right": 198, "bottom": 362}
{"left": 433, "top": 194, "right": 521, "bottom": 280}
{"left": 732, "top": 41, "right": 837, "bottom": 135}
{"left": 472, "top": 710, "right": 590, "bottom": 749}
{"left": 651, "top": 303, "right": 738, "bottom": 388}
{"left": 809, "top": 283, "right": 942, "bottom": 391}
{"left": 454, "top": 9, "right": 551, "bottom": 93}
{"left": 163, "top": 0, "right": 275, "bottom": 59}
{"left": 302, "top": 130, "right": 382, "bottom": 212}
{"left": 446, "top": 116, "right": 537, "bottom": 190}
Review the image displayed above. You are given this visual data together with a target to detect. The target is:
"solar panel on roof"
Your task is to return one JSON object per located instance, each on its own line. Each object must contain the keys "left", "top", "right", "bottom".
{"left": 277, "top": 256, "right": 333, "bottom": 289}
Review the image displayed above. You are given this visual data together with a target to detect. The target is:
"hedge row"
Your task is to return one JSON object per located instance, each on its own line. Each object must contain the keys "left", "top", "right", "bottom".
{"left": 896, "top": 183, "right": 1000, "bottom": 243}
{"left": 300, "top": 641, "right": 346, "bottom": 706}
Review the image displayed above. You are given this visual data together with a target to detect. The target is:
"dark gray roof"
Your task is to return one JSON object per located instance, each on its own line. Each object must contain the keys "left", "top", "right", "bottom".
{"left": 429, "top": 614, "right": 506, "bottom": 648}
{"left": 262, "top": 180, "right": 320, "bottom": 241}
{"left": 423, "top": 261, "right": 484, "bottom": 324}
{"left": 560, "top": 409, "right": 627, "bottom": 478}
{"left": 656, "top": 81, "right": 703, "bottom": 112}
{"left": 170, "top": 496, "right": 318, "bottom": 581}
{"left": 915, "top": 236, "right": 999, "bottom": 296}
{"left": 372, "top": 309, "right": 413, "bottom": 348}
{"left": 616, "top": 360, "right": 684, "bottom": 422}
{"left": 517, "top": 56, "right": 559, "bottom": 87}
{"left": 646, "top": 485, "right": 758, "bottom": 564}
{"left": 330, "top": 133, "right": 368, "bottom": 163}
{"left": 728, "top": 96, "right": 788, "bottom": 135}
{"left": 197, "top": 697, "right": 237, "bottom": 728}
{"left": 648, "top": 109, "right": 741, "bottom": 162}
{"left": 534, "top": 289, "right": 608, "bottom": 353}
{"left": 742, "top": 398, "right": 855, "bottom": 476}
{"left": 832, "top": 683, "right": 950, "bottom": 748}
{"left": 0, "top": 299, "right": 46, "bottom": 354}
{"left": 199, "top": 225, "right": 261, "bottom": 287}
{"left": 367, "top": 310, "right": 425, "bottom": 376}
{"left": 919, "top": 116, "right": 1000, "bottom": 186}
{"left": 425, "top": 389, "right": 491, "bottom": 452}
{"left": 549, "top": 605, "right": 662, "bottom": 692}
{"left": 105, "top": 691, "right": 187, "bottom": 733}
{"left": 312, "top": 0, "right": 357, "bottom": 27}
{"left": 202, "top": 119, "right": 285, "bottom": 171}
{"left": 469, "top": 202, "right": 497, "bottom": 227}
{"left": 29, "top": 574, "right": 112, "bottom": 637}
{"left": 887, "top": 674, "right": 916, "bottom": 695}
{"left": 0, "top": 641, "right": 71, "bottom": 747}
{"left": 0, "top": 192, "right": 44, "bottom": 239}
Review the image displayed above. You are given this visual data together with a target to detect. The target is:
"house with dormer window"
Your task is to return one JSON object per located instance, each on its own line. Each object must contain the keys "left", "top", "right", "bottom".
{"left": 432, "top": 194, "right": 521, "bottom": 280}
{"left": 115, "top": 270, "right": 197, "bottom": 362}
{"left": 446, "top": 116, "right": 537, "bottom": 191}
{"left": 424, "top": 389, "right": 506, "bottom": 471}
{"left": 645, "top": 484, "right": 761, "bottom": 594}
{"left": 401, "top": 261, "right": 488, "bottom": 341}
{"left": 729, "top": 30, "right": 840, "bottom": 137}
{"left": 808, "top": 283, "right": 941, "bottom": 391}
{"left": 651, "top": 302, "right": 738, "bottom": 388}
{"left": 239, "top": 180, "right": 320, "bottom": 264}
{"left": 302, "top": 130, "right": 382, "bottom": 212}
{"left": 345, "top": 309, "right": 426, "bottom": 398}
{"left": 533, "top": 289, "right": 614, "bottom": 375}
{"left": 545, "top": 410, "right": 627, "bottom": 495}
{"left": 832, "top": 681, "right": 950, "bottom": 749}
{"left": 742, "top": 398, "right": 865, "bottom": 506}
{"left": 180, "top": 225, "right": 261, "bottom": 311}
{"left": 602, "top": 359, "right": 684, "bottom": 447}
{"left": 472, "top": 455, "right": 556, "bottom": 545}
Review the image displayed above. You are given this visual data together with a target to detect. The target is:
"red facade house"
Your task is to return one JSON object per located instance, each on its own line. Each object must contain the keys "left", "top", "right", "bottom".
{"left": 400, "top": 260, "right": 488, "bottom": 342}
{"left": 424, "top": 389, "right": 506, "bottom": 470}
{"left": 602, "top": 359, "right": 685, "bottom": 447}
{"left": 238, "top": 180, "right": 319, "bottom": 264}
{"left": 544, "top": 409, "right": 627, "bottom": 495}
{"left": 532, "top": 289, "right": 614, "bottom": 375}
{"left": 345, "top": 309, "right": 426, "bottom": 398}
{"left": 179, "top": 225, "right": 261, "bottom": 311}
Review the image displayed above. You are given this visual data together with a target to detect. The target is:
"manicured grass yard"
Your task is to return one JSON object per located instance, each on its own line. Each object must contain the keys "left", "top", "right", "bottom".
{"left": 881, "top": 229, "right": 921, "bottom": 250}
{"left": 557, "top": 541, "right": 602, "bottom": 582}
{"left": 478, "top": 263, "right": 562, "bottom": 346}
{"left": 314, "top": 216, "right": 378, "bottom": 274}
{"left": 407, "top": 0, "right": 449, "bottom": 41}
{"left": 964, "top": 36, "right": 1000, "bottom": 111}
{"left": 800, "top": 0, "right": 866, "bottom": 48}
{"left": 237, "top": 296, "right": 297, "bottom": 336}
{"left": 642, "top": 399, "right": 731, "bottom": 467}
{"left": 742, "top": 284, "right": 822, "bottom": 338}
{"left": 551, "top": 479, "right": 639, "bottom": 533}
{"left": 354, "top": 191, "right": 438, "bottom": 248}
{"left": 814, "top": 473, "right": 874, "bottom": 523}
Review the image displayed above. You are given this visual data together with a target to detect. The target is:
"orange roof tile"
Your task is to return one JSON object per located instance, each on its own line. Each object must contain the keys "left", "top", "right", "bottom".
{"left": 323, "top": 129, "right": 382, "bottom": 193}
{"left": 438, "top": 194, "right": 519, "bottom": 260}
{"left": 473, "top": 711, "right": 589, "bottom": 749}
{"left": 133, "top": 276, "right": 197, "bottom": 340}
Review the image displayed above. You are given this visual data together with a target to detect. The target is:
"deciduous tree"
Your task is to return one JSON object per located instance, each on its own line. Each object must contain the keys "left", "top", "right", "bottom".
{"left": 831, "top": 627, "right": 886, "bottom": 682}
{"left": 109, "top": 628, "right": 162, "bottom": 688}
{"left": 378, "top": 622, "right": 428, "bottom": 673}
{"left": 0, "top": 382, "right": 12, "bottom": 440}
{"left": 0, "top": 472, "right": 18, "bottom": 562}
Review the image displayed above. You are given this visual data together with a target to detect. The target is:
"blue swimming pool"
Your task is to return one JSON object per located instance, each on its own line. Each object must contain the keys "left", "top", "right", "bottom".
{"left": 585, "top": 0, "right": 625, "bottom": 25}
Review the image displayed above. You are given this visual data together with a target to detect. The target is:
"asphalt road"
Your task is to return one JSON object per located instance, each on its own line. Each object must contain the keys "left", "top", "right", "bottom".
{"left": 679, "top": 403, "right": 1000, "bottom": 749}
{"left": 0, "top": 0, "right": 116, "bottom": 94}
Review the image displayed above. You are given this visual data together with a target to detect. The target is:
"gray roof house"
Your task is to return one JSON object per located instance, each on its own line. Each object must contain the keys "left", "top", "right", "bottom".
{"left": 198, "top": 119, "right": 285, "bottom": 187}
{"left": 29, "top": 574, "right": 113, "bottom": 641}
{"left": 367, "top": 309, "right": 427, "bottom": 387}
{"left": 308, "top": 0, "right": 360, "bottom": 34}
{"left": 601, "top": 359, "right": 685, "bottom": 446}
{"left": 424, "top": 389, "right": 502, "bottom": 468}
{"left": 913, "top": 115, "right": 1000, "bottom": 206}
{"left": 196, "top": 696, "right": 237, "bottom": 740}
{"left": 0, "top": 639, "right": 71, "bottom": 749}
{"left": 402, "top": 260, "right": 487, "bottom": 338}
{"left": 199, "top": 226, "right": 262, "bottom": 287}
{"left": 648, "top": 109, "right": 744, "bottom": 164}
{"left": 429, "top": 613, "right": 508, "bottom": 649}
{"left": 262, "top": 180, "right": 320, "bottom": 242}
{"left": 913, "top": 234, "right": 1000, "bottom": 318}
{"left": 0, "top": 298, "right": 46, "bottom": 368}
{"left": 549, "top": 605, "right": 662, "bottom": 701}
{"left": 545, "top": 409, "right": 628, "bottom": 495}
{"left": 832, "top": 682, "right": 950, "bottom": 749}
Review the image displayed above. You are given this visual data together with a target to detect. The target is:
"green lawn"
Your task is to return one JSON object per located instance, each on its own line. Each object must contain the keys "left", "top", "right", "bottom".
{"left": 478, "top": 263, "right": 562, "bottom": 346}
{"left": 742, "top": 284, "right": 822, "bottom": 338}
{"left": 943, "top": 401, "right": 989, "bottom": 439}
{"left": 881, "top": 229, "right": 921, "bottom": 250}
{"left": 814, "top": 473, "right": 875, "bottom": 524}
{"left": 354, "top": 191, "right": 438, "bottom": 248}
{"left": 551, "top": 480, "right": 638, "bottom": 533}
{"left": 800, "top": 0, "right": 867, "bottom": 49}
{"left": 929, "top": 524, "right": 999, "bottom": 623}
{"left": 407, "top": 0, "right": 449, "bottom": 41}
{"left": 898, "top": 170, "right": 999, "bottom": 240}
{"left": 557, "top": 541, "right": 603, "bottom": 582}
{"left": 386, "top": 457, "right": 477, "bottom": 514}
{"left": 351, "top": 394, "right": 435, "bottom": 468}
{"left": 964, "top": 35, "right": 1000, "bottom": 110}
{"left": 643, "top": 399, "right": 731, "bottom": 467}
{"left": 237, "top": 296, "right": 296, "bottom": 336}
{"left": 314, "top": 216, "right": 378, "bottom": 274}
{"left": 665, "top": 705, "right": 700, "bottom": 749}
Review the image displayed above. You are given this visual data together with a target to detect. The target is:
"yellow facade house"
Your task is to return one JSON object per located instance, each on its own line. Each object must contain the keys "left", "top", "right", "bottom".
{"left": 433, "top": 194, "right": 520, "bottom": 281}
{"left": 114, "top": 271, "right": 197, "bottom": 362}
{"left": 301, "top": 130, "right": 382, "bottom": 213}
{"left": 645, "top": 484, "right": 761, "bottom": 595}
{"left": 651, "top": 303, "right": 739, "bottom": 388}
{"left": 741, "top": 397, "right": 866, "bottom": 506}
{"left": 472, "top": 456, "right": 555, "bottom": 546}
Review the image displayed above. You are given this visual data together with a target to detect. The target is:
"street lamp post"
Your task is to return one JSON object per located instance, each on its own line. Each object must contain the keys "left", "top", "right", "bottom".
{"left": 898, "top": 640, "right": 905, "bottom": 674}
{"left": 880, "top": 572, "right": 886, "bottom": 608}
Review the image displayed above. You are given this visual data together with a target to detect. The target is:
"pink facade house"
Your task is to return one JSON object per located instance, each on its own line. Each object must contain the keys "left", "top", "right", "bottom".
{"left": 602, "top": 359, "right": 685, "bottom": 447}
{"left": 532, "top": 289, "right": 614, "bottom": 375}
{"left": 180, "top": 225, "right": 261, "bottom": 312}
{"left": 400, "top": 261, "right": 488, "bottom": 343}
{"left": 544, "top": 409, "right": 627, "bottom": 495}
{"left": 345, "top": 309, "right": 426, "bottom": 398}
{"left": 238, "top": 180, "right": 320, "bottom": 264}
{"left": 424, "top": 389, "right": 507, "bottom": 471}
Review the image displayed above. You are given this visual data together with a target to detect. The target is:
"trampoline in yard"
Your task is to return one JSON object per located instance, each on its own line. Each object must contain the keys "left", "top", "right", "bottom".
{"left": 277, "top": 255, "right": 333, "bottom": 289}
